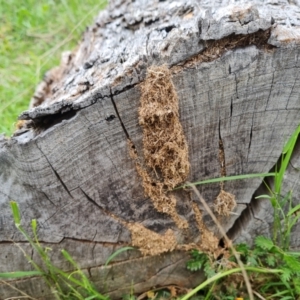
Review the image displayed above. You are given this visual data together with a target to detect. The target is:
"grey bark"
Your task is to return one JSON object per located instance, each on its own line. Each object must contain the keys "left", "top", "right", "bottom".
{"left": 1, "top": 0, "right": 300, "bottom": 298}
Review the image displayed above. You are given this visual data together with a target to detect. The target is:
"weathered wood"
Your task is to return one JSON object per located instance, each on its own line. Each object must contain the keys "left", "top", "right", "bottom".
{"left": 1, "top": 0, "right": 300, "bottom": 298}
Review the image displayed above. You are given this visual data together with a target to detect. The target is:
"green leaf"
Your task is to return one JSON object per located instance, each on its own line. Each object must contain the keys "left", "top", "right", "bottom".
{"left": 10, "top": 201, "right": 21, "bottom": 225}
{"left": 255, "top": 236, "right": 274, "bottom": 251}
{"left": 31, "top": 219, "right": 37, "bottom": 233}
{"left": 255, "top": 194, "right": 272, "bottom": 199}
{"left": 279, "top": 191, "right": 293, "bottom": 208}
{"left": 280, "top": 268, "right": 292, "bottom": 283}
{"left": 187, "top": 252, "right": 208, "bottom": 271}
{"left": 282, "top": 125, "right": 300, "bottom": 154}
{"left": 287, "top": 204, "right": 300, "bottom": 217}
{"left": 105, "top": 246, "right": 134, "bottom": 267}
{"left": 85, "top": 296, "right": 101, "bottom": 300}
{"left": 187, "top": 260, "right": 203, "bottom": 272}
{"left": 0, "top": 270, "right": 42, "bottom": 278}
{"left": 284, "top": 255, "right": 300, "bottom": 272}
{"left": 266, "top": 255, "right": 276, "bottom": 267}
{"left": 204, "top": 266, "right": 216, "bottom": 278}
{"left": 253, "top": 246, "right": 265, "bottom": 257}
{"left": 61, "top": 249, "right": 78, "bottom": 266}
{"left": 287, "top": 251, "right": 300, "bottom": 256}
{"left": 269, "top": 196, "right": 278, "bottom": 209}
{"left": 191, "top": 249, "right": 202, "bottom": 259}
{"left": 247, "top": 255, "right": 258, "bottom": 267}
{"left": 276, "top": 125, "right": 300, "bottom": 195}
{"left": 235, "top": 243, "right": 249, "bottom": 255}
{"left": 293, "top": 277, "right": 300, "bottom": 294}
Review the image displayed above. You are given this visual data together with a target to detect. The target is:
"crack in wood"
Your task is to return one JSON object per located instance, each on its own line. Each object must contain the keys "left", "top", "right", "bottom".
{"left": 80, "top": 187, "right": 104, "bottom": 211}
{"left": 171, "top": 29, "right": 275, "bottom": 72}
{"left": 285, "top": 66, "right": 299, "bottom": 110}
{"left": 218, "top": 119, "right": 226, "bottom": 178}
{"left": 143, "top": 256, "right": 187, "bottom": 282}
{"left": 213, "top": 118, "right": 237, "bottom": 216}
{"left": 0, "top": 254, "right": 147, "bottom": 290}
{"left": 265, "top": 71, "right": 275, "bottom": 110}
{"left": 247, "top": 123, "right": 253, "bottom": 162}
{"left": 22, "top": 183, "right": 56, "bottom": 207}
{"left": 0, "top": 240, "right": 36, "bottom": 244}
{"left": 80, "top": 187, "right": 123, "bottom": 224}
{"left": 234, "top": 73, "right": 239, "bottom": 99}
{"left": 230, "top": 96, "right": 233, "bottom": 118}
{"left": 87, "top": 267, "right": 92, "bottom": 278}
{"left": 0, "top": 189, "right": 10, "bottom": 199}
{"left": 63, "top": 236, "right": 128, "bottom": 246}
{"left": 247, "top": 203, "right": 265, "bottom": 222}
{"left": 36, "top": 142, "right": 73, "bottom": 199}
{"left": 43, "top": 208, "right": 63, "bottom": 228}
{"left": 102, "top": 255, "right": 187, "bottom": 294}
{"left": 18, "top": 28, "right": 275, "bottom": 132}
{"left": 110, "top": 88, "right": 130, "bottom": 140}
{"left": 40, "top": 191, "right": 56, "bottom": 207}
{"left": 226, "top": 164, "right": 275, "bottom": 241}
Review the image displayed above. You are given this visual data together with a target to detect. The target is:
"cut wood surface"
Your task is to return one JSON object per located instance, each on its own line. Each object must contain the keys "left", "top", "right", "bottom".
{"left": 1, "top": 0, "right": 300, "bottom": 298}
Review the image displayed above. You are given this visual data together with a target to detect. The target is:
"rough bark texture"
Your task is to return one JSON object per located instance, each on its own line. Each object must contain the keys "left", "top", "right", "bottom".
{"left": 1, "top": 0, "right": 300, "bottom": 298}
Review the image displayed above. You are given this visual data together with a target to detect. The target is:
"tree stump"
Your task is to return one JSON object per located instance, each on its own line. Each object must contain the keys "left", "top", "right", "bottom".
{"left": 1, "top": 0, "right": 300, "bottom": 298}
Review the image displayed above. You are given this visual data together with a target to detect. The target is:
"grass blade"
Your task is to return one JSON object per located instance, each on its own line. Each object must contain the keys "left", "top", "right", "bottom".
{"left": 180, "top": 267, "right": 282, "bottom": 300}
{"left": 0, "top": 271, "right": 42, "bottom": 278}
{"left": 105, "top": 247, "right": 134, "bottom": 267}
{"left": 276, "top": 125, "right": 300, "bottom": 195}
{"left": 176, "top": 173, "right": 275, "bottom": 189}
{"left": 286, "top": 204, "right": 300, "bottom": 217}
{"left": 10, "top": 201, "right": 21, "bottom": 225}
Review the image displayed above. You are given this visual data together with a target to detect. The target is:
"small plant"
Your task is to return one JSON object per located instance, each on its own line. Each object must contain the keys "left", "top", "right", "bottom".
{"left": 183, "top": 124, "right": 300, "bottom": 299}
{"left": 184, "top": 236, "right": 300, "bottom": 299}
{"left": 256, "top": 124, "right": 300, "bottom": 250}
{"left": 187, "top": 250, "right": 216, "bottom": 278}
{"left": 1, "top": 201, "right": 109, "bottom": 300}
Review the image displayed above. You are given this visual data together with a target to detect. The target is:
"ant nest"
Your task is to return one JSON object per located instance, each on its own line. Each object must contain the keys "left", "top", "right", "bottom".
{"left": 130, "top": 65, "right": 190, "bottom": 229}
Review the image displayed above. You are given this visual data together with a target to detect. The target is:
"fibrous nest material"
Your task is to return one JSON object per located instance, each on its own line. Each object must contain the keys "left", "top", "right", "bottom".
{"left": 135, "top": 163, "right": 188, "bottom": 229}
{"left": 213, "top": 140, "right": 236, "bottom": 216}
{"left": 128, "top": 65, "right": 232, "bottom": 255}
{"left": 130, "top": 65, "right": 190, "bottom": 229}
{"left": 214, "top": 189, "right": 236, "bottom": 217}
{"left": 127, "top": 223, "right": 177, "bottom": 256}
{"left": 191, "top": 202, "right": 220, "bottom": 255}
{"left": 139, "top": 65, "right": 190, "bottom": 189}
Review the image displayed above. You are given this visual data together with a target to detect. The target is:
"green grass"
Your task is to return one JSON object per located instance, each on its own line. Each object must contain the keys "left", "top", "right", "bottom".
{"left": 0, "top": 0, "right": 107, "bottom": 136}
{"left": 3, "top": 201, "right": 135, "bottom": 299}
{"left": 4, "top": 201, "right": 110, "bottom": 299}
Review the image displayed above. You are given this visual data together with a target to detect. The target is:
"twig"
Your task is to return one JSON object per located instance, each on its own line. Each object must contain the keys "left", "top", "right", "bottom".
{"left": 253, "top": 290, "right": 266, "bottom": 300}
